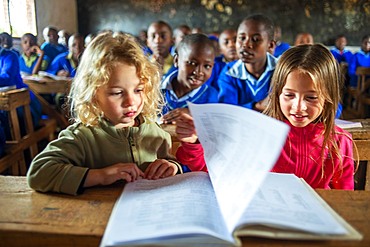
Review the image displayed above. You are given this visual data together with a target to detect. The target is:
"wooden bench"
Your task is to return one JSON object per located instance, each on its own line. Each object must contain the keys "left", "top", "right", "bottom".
{"left": 0, "top": 88, "right": 57, "bottom": 175}
{"left": 346, "top": 67, "right": 370, "bottom": 119}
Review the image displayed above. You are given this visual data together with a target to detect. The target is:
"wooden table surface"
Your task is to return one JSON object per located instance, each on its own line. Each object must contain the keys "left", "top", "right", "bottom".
{"left": 0, "top": 175, "right": 369, "bottom": 247}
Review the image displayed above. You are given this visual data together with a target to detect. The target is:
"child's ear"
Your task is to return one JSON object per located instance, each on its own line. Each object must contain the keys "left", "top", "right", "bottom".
{"left": 268, "top": 40, "right": 277, "bottom": 55}
{"left": 173, "top": 53, "right": 179, "bottom": 67}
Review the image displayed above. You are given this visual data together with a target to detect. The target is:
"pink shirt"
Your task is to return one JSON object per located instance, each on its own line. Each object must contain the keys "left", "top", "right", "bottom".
{"left": 176, "top": 121, "right": 354, "bottom": 190}
{"left": 272, "top": 121, "right": 354, "bottom": 190}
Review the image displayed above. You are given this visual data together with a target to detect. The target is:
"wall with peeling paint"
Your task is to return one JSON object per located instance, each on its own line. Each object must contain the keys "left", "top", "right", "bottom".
{"left": 77, "top": 0, "right": 369, "bottom": 45}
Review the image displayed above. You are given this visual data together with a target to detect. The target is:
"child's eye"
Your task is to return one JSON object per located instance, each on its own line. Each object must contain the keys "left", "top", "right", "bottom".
{"left": 283, "top": 93, "right": 295, "bottom": 98}
{"left": 186, "top": 61, "right": 196, "bottom": 66}
{"left": 252, "top": 36, "right": 261, "bottom": 43}
{"left": 135, "top": 88, "right": 144, "bottom": 93}
{"left": 109, "top": 91, "right": 123, "bottom": 96}
{"left": 204, "top": 64, "right": 213, "bottom": 70}
{"left": 306, "top": 96, "right": 319, "bottom": 101}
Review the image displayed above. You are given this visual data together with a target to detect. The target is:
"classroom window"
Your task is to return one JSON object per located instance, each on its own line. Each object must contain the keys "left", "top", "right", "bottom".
{"left": 0, "top": 0, "right": 37, "bottom": 37}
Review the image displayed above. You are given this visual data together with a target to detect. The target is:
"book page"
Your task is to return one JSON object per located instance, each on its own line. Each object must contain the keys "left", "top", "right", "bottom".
{"left": 100, "top": 172, "right": 234, "bottom": 247}
{"left": 335, "top": 119, "right": 362, "bottom": 129}
{"left": 188, "top": 103, "right": 290, "bottom": 232}
{"left": 236, "top": 173, "right": 348, "bottom": 235}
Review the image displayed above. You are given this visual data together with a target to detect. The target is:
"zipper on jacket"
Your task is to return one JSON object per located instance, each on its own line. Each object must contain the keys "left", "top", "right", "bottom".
{"left": 128, "top": 128, "right": 138, "bottom": 164}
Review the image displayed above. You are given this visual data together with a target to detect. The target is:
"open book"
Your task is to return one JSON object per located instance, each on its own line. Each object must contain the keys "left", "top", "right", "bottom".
{"left": 100, "top": 103, "right": 362, "bottom": 247}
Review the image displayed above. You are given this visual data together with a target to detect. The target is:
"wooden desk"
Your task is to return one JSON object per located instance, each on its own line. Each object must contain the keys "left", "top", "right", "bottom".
{"left": 0, "top": 175, "right": 369, "bottom": 247}
{"left": 23, "top": 76, "right": 71, "bottom": 129}
{"left": 345, "top": 119, "right": 370, "bottom": 190}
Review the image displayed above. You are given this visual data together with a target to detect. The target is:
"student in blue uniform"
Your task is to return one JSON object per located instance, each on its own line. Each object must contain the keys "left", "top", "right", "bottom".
{"left": 47, "top": 33, "right": 85, "bottom": 77}
{"left": 40, "top": 26, "right": 68, "bottom": 63}
{"left": 348, "top": 34, "right": 370, "bottom": 87}
{"left": 19, "top": 33, "right": 49, "bottom": 75}
{"left": 0, "top": 43, "right": 41, "bottom": 133}
{"left": 161, "top": 33, "right": 218, "bottom": 123}
{"left": 217, "top": 14, "right": 277, "bottom": 112}
{"left": 207, "top": 29, "right": 238, "bottom": 92}
{"left": 273, "top": 25, "right": 290, "bottom": 58}
{"left": 330, "top": 34, "right": 353, "bottom": 65}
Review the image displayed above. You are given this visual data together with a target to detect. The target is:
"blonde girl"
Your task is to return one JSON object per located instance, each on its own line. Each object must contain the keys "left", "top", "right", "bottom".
{"left": 27, "top": 32, "right": 182, "bottom": 195}
{"left": 264, "top": 43, "right": 354, "bottom": 189}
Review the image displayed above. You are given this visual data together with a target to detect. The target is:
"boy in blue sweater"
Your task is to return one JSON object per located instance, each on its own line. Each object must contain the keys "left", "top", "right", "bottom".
{"left": 161, "top": 33, "right": 218, "bottom": 123}
{"left": 217, "top": 14, "right": 277, "bottom": 111}
{"left": 348, "top": 34, "right": 370, "bottom": 87}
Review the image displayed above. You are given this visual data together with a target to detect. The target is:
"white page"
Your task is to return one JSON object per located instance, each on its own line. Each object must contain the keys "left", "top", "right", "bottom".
{"left": 188, "top": 103, "right": 290, "bottom": 232}
{"left": 335, "top": 119, "right": 362, "bottom": 129}
{"left": 237, "top": 173, "right": 347, "bottom": 234}
{"left": 101, "top": 172, "right": 234, "bottom": 247}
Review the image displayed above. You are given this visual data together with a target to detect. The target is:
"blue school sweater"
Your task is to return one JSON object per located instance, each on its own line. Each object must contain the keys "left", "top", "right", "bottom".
{"left": 274, "top": 42, "right": 290, "bottom": 58}
{"left": 40, "top": 42, "right": 67, "bottom": 62}
{"left": 47, "top": 52, "right": 77, "bottom": 77}
{"left": 330, "top": 47, "right": 353, "bottom": 64}
{"left": 160, "top": 70, "right": 219, "bottom": 115}
{"left": 348, "top": 50, "right": 370, "bottom": 87}
{"left": 19, "top": 53, "right": 50, "bottom": 75}
{"left": 0, "top": 48, "right": 41, "bottom": 128}
{"left": 217, "top": 53, "right": 278, "bottom": 109}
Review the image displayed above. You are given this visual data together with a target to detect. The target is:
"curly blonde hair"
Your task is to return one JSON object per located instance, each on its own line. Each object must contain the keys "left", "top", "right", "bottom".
{"left": 68, "top": 31, "right": 163, "bottom": 126}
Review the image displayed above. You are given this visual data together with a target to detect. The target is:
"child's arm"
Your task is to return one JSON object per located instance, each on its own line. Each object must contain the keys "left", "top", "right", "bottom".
{"left": 174, "top": 110, "right": 208, "bottom": 172}
{"left": 30, "top": 45, "right": 44, "bottom": 75}
{"left": 84, "top": 163, "right": 144, "bottom": 187}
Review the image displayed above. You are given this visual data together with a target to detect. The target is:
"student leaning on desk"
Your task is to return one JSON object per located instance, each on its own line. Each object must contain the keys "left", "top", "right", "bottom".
{"left": 176, "top": 44, "right": 355, "bottom": 190}
{"left": 27, "top": 32, "right": 182, "bottom": 196}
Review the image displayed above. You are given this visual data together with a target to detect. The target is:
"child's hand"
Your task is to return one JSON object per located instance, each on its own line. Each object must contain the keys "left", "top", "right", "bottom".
{"left": 163, "top": 108, "right": 190, "bottom": 124}
{"left": 254, "top": 97, "right": 269, "bottom": 112}
{"left": 57, "top": 70, "right": 70, "bottom": 77}
{"left": 144, "top": 159, "right": 178, "bottom": 179}
{"left": 30, "top": 45, "right": 43, "bottom": 56}
{"left": 175, "top": 111, "right": 199, "bottom": 143}
{"left": 85, "top": 163, "right": 144, "bottom": 187}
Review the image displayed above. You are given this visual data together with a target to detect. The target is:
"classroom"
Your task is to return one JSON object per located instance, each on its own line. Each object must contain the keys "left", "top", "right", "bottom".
{"left": 0, "top": 0, "right": 370, "bottom": 246}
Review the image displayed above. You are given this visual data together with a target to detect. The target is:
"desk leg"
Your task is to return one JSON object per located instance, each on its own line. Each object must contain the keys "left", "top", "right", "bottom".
{"left": 365, "top": 161, "right": 370, "bottom": 191}
{"left": 32, "top": 91, "right": 69, "bottom": 129}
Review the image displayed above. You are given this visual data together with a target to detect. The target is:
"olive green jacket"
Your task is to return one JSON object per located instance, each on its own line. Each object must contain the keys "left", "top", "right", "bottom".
{"left": 27, "top": 116, "right": 180, "bottom": 195}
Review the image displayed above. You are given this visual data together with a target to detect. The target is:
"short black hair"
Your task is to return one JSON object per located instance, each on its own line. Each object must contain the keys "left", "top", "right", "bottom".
{"left": 241, "top": 14, "right": 275, "bottom": 40}
{"left": 176, "top": 33, "right": 215, "bottom": 56}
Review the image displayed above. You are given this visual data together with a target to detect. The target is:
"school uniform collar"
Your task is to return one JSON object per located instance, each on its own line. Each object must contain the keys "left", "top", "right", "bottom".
{"left": 161, "top": 68, "right": 203, "bottom": 102}
{"left": 227, "top": 53, "right": 278, "bottom": 80}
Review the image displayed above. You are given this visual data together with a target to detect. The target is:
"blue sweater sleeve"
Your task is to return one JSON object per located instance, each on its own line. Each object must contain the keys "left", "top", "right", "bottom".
{"left": 0, "top": 50, "right": 21, "bottom": 87}
{"left": 217, "top": 65, "right": 239, "bottom": 105}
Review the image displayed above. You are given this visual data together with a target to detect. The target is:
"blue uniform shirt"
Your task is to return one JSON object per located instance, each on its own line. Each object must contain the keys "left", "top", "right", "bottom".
{"left": 348, "top": 50, "right": 370, "bottom": 87}
{"left": 217, "top": 53, "right": 278, "bottom": 109}
{"left": 160, "top": 69, "right": 219, "bottom": 115}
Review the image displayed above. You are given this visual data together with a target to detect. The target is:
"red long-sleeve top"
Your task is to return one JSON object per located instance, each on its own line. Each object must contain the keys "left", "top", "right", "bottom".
{"left": 176, "top": 121, "right": 354, "bottom": 190}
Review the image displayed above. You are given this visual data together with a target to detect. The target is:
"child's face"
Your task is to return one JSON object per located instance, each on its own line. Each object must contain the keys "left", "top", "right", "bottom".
{"left": 175, "top": 44, "right": 215, "bottom": 90}
{"left": 147, "top": 23, "right": 173, "bottom": 57}
{"left": 69, "top": 36, "right": 85, "bottom": 60}
{"left": 219, "top": 29, "right": 237, "bottom": 62}
{"left": 236, "top": 20, "right": 272, "bottom": 65}
{"left": 174, "top": 27, "right": 191, "bottom": 47}
{"left": 294, "top": 33, "right": 314, "bottom": 46}
{"left": 279, "top": 70, "right": 324, "bottom": 127}
{"left": 335, "top": 37, "right": 347, "bottom": 51}
{"left": 94, "top": 63, "right": 144, "bottom": 128}
{"left": 46, "top": 29, "right": 58, "bottom": 44}
{"left": 361, "top": 37, "right": 370, "bottom": 53}
{"left": 21, "top": 36, "right": 35, "bottom": 56}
